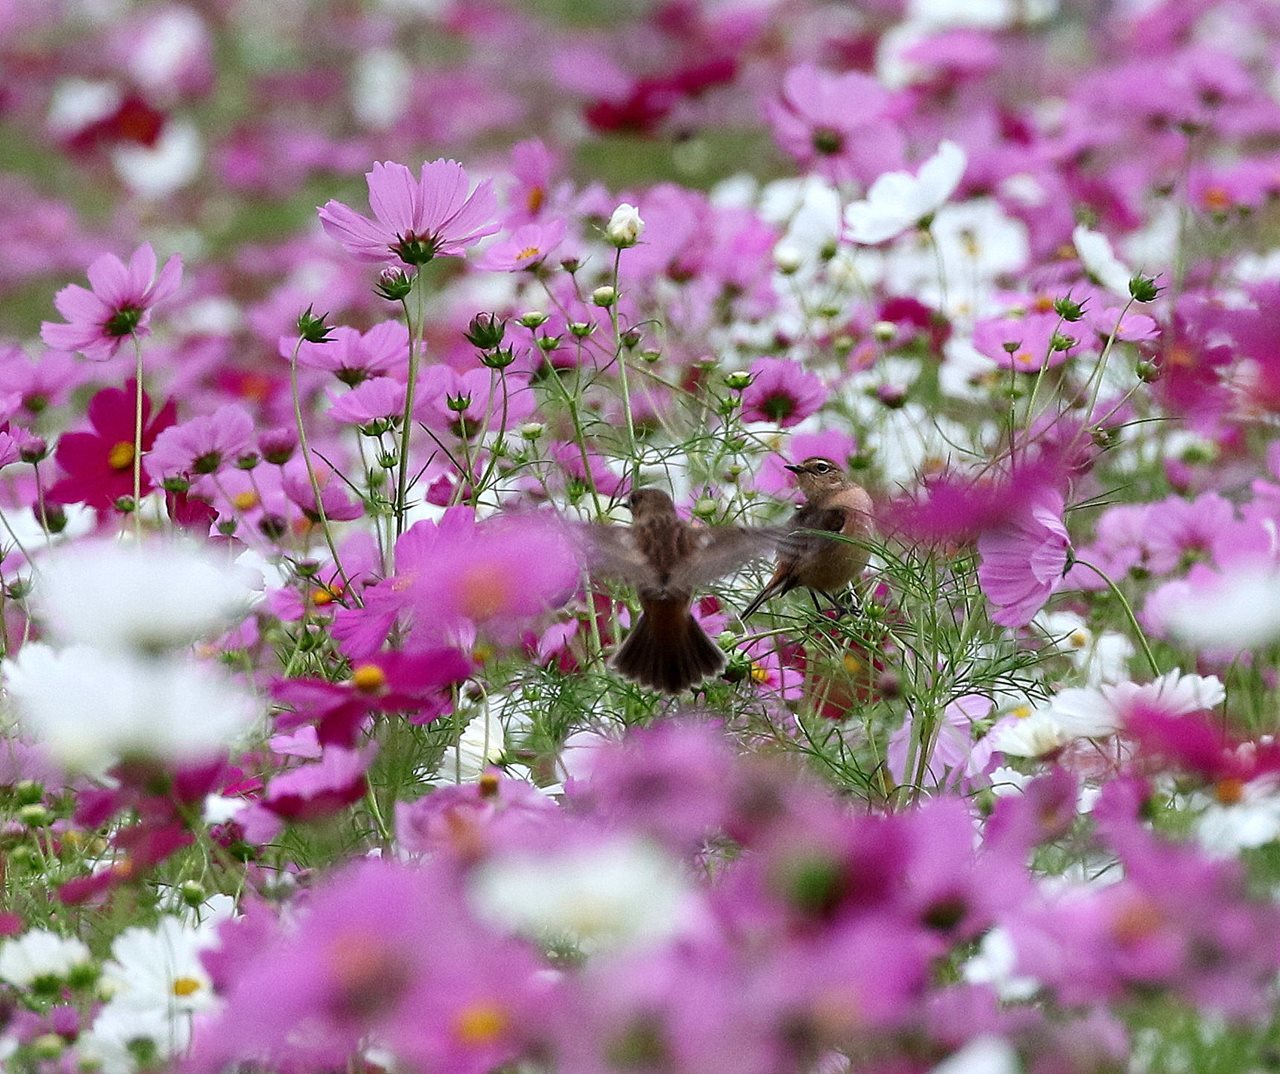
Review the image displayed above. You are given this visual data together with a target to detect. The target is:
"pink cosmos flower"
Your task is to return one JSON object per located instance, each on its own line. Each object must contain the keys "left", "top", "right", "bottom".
{"left": 764, "top": 64, "right": 905, "bottom": 186}
{"left": 40, "top": 243, "right": 183, "bottom": 361}
{"left": 477, "top": 218, "right": 567, "bottom": 271}
{"left": 977, "top": 487, "right": 1072, "bottom": 627}
{"left": 318, "top": 159, "right": 499, "bottom": 267}
{"left": 739, "top": 357, "right": 827, "bottom": 427}
{"left": 972, "top": 311, "right": 1080, "bottom": 372}
{"left": 289, "top": 320, "right": 409, "bottom": 386}
{"left": 327, "top": 377, "right": 406, "bottom": 427}
{"left": 264, "top": 746, "right": 374, "bottom": 821}
{"left": 145, "top": 404, "right": 256, "bottom": 484}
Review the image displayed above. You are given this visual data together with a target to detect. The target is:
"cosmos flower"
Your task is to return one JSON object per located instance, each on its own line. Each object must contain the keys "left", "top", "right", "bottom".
{"left": 843, "top": 140, "right": 967, "bottom": 244}
{"left": 46, "top": 381, "right": 176, "bottom": 510}
{"left": 739, "top": 357, "right": 827, "bottom": 426}
{"left": 318, "top": 159, "right": 499, "bottom": 266}
{"left": 977, "top": 487, "right": 1071, "bottom": 627}
{"left": 477, "top": 218, "right": 567, "bottom": 271}
{"left": 40, "top": 243, "right": 183, "bottom": 361}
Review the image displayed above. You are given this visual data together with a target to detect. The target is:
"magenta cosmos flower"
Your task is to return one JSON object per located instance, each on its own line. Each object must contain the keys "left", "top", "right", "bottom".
{"left": 40, "top": 242, "right": 183, "bottom": 361}
{"left": 977, "top": 487, "right": 1072, "bottom": 627}
{"left": 318, "top": 159, "right": 499, "bottom": 267}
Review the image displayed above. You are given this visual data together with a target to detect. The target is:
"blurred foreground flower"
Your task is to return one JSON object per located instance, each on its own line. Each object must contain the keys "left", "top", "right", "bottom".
{"left": 35, "top": 538, "right": 254, "bottom": 653}
{"left": 2, "top": 643, "right": 258, "bottom": 775}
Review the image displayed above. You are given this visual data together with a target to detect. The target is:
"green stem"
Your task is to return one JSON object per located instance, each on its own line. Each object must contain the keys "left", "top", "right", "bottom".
{"left": 131, "top": 338, "right": 145, "bottom": 538}
{"left": 395, "top": 283, "right": 425, "bottom": 550}
{"left": 288, "top": 337, "right": 353, "bottom": 593}
{"left": 1073, "top": 558, "right": 1160, "bottom": 676}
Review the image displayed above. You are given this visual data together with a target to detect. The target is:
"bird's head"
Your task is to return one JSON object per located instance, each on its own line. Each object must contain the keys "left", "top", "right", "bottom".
{"left": 627, "top": 487, "right": 677, "bottom": 518}
{"left": 784, "top": 456, "right": 848, "bottom": 497}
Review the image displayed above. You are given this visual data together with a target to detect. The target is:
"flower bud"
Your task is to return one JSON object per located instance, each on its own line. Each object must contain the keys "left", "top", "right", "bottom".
{"left": 375, "top": 267, "right": 414, "bottom": 302}
{"left": 520, "top": 422, "right": 544, "bottom": 441}
{"left": 872, "top": 320, "right": 897, "bottom": 342}
{"left": 1053, "top": 295, "right": 1085, "bottom": 321}
{"left": 1136, "top": 360, "right": 1160, "bottom": 383}
{"left": 568, "top": 321, "right": 595, "bottom": 339}
{"left": 465, "top": 313, "right": 506, "bottom": 350}
{"left": 725, "top": 370, "right": 753, "bottom": 391}
{"left": 606, "top": 203, "right": 644, "bottom": 247}
{"left": 1129, "top": 273, "right": 1160, "bottom": 303}
{"left": 773, "top": 245, "right": 802, "bottom": 274}
{"left": 518, "top": 310, "right": 549, "bottom": 329}
{"left": 296, "top": 305, "right": 335, "bottom": 344}
{"left": 591, "top": 285, "right": 617, "bottom": 308}
{"left": 479, "top": 347, "right": 517, "bottom": 370}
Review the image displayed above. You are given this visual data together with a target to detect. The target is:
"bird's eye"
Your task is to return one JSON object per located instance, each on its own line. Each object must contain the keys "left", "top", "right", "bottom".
{"left": 813, "top": 462, "right": 830, "bottom": 473}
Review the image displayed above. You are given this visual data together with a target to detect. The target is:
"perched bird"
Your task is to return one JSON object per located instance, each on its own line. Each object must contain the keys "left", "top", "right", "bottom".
{"left": 581, "top": 488, "right": 781, "bottom": 694}
{"left": 740, "top": 457, "right": 874, "bottom": 619}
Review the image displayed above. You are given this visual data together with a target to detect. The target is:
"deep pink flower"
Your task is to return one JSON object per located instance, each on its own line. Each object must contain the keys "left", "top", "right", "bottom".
{"left": 264, "top": 746, "right": 373, "bottom": 821}
{"left": 977, "top": 487, "right": 1072, "bottom": 627}
{"left": 272, "top": 646, "right": 472, "bottom": 746}
{"left": 318, "top": 159, "right": 499, "bottom": 266}
{"left": 47, "top": 381, "right": 176, "bottom": 509}
{"left": 40, "top": 243, "right": 183, "bottom": 361}
{"left": 739, "top": 357, "right": 827, "bottom": 427}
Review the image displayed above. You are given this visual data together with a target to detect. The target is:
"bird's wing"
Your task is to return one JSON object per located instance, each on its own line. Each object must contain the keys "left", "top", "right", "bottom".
{"left": 792, "top": 502, "right": 847, "bottom": 533}
{"left": 575, "top": 523, "right": 657, "bottom": 587}
{"left": 670, "top": 525, "right": 784, "bottom": 589}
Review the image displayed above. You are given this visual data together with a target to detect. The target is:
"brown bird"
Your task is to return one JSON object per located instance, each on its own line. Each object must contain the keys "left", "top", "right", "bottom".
{"left": 582, "top": 488, "right": 781, "bottom": 694}
{"left": 740, "top": 457, "right": 874, "bottom": 619}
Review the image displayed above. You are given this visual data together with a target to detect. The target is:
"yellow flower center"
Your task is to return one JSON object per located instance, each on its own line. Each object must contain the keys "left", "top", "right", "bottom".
{"left": 750, "top": 663, "right": 770, "bottom": 684}
{"left": 1011, "top": 705, "right": 1032, "bottom": 720}
{"left": 312, "top": 584, "right": 342, "bottom": 607}
{"left": 350, "top": 664, "right": 386, "bottom": 693}
{"left": 842, "top": 653, "right": 863, "bottom": 675}
{"left": 107, "top": 441, "right": 135, "bottom": 470}
{"left": 458, "top": 565, "right": 509, "bottom": 621}
{"left": 516, "top": 245, "right": 543, "bottom": 261}
{"left": 1068, "top": 629, "right": 1089, "bottom": 649}
{"left": 455, "top": 1002, "right": 508, "bottom": 1045}
{"left": 172, "top": 976, "right": 202, "bottom": 997}
{"left": 232, "top": 490, "right": 259, "bottom": 511}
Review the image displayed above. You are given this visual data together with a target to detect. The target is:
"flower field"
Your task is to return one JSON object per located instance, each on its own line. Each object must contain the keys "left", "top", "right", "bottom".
{"left": 4, "top": 1, "right": 1280, "bottom": 1071}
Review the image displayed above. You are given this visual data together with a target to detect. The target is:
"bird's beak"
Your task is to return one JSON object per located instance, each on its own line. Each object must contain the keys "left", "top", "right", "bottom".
{"left": 784, "top": 463, "right": 803, "bottom": 473}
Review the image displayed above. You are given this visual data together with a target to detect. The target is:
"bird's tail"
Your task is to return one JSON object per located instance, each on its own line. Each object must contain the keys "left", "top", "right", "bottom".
{"left": 612, "top": 600, "right": 726, "bottom": 694}
{"left": 740, "top": 572, "right": 794, "bottom": 621}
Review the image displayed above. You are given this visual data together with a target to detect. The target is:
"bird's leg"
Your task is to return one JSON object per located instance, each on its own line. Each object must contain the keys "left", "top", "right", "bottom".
{"left": 808, "top": 590, "right": 826, "bottom": 616}
{"left": 823, "top": 590, "right": 854, "bottom": 618}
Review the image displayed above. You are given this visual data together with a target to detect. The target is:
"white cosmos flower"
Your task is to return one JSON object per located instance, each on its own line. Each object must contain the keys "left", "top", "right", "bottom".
{"left": 1195, "top": 776, "right": 1280, "bottom": 855}
{"left": 35, "top": 538, "right": 253, "bottom": 653}
{"left": 79, "top": 1001, "right": 192, "bottom": 1074}
{"left": 469, "top": 837, "right": 698, "bottom": 954}
{"left": 1164, "top": 561, "right": 1280, "bottom": 651}
{"left": 989, "top": 708, "right": 1068, "bottom": 757}
{"left": 844, "top": 141, "right": 967, "bottom": 244}
{"left": 909, "top": 0, "right": 1058, "bottom": 28}
{"left": 3, "top": 643, "right": 259, "bottom": 775}
{"left": 929, "top": 1034, "right": 1020, "bottom": 1074}
{"left": 0, "top": 929, "right": 93, "bottom": 988}
{"left": 101, "top": 916, "right": 218, "bottom": 1015}
{"left": 1073, "top": 224, "right": 1133, "bottom": 297}
{"left": 961, "top": 927, "right": 1038, "bottom": 1001}
{"left": 1035, "top": 669, "right": 1225, "bottom": 742}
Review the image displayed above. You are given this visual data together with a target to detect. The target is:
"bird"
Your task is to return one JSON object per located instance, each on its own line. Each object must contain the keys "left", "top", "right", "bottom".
{"left": 740, "top": 456, "right": 874, "bottom": 620}
{"left": 579, "top": 488, "right": 782, "bottom": 694}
